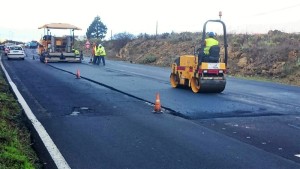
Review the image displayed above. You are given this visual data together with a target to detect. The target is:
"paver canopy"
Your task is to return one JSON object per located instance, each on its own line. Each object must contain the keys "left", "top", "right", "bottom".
{"left": 38, "top": 23, "right": 81, "bottom": 30}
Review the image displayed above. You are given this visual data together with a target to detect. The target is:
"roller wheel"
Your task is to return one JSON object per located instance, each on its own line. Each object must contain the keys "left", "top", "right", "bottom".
{"left": 170, "top": 73, "right": 179, "bottom": 88}
{"left": 191, "top": 77, "right": 200, "bottom": 93}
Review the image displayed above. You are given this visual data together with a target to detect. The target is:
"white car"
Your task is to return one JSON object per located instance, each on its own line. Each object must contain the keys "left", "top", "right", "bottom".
{"left": 7, "top": 45, "right": 25, "bottom": 60}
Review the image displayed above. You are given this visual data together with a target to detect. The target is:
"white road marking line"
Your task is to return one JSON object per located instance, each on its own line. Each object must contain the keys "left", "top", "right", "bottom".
{"left": 0, "top": 56, "right": 71, "bottom": 169}
{"left": 295, "top": 154, "right": 300, "bottom": 158}
{"left": 288, "top": 124, "right": 300, "bottom": 130}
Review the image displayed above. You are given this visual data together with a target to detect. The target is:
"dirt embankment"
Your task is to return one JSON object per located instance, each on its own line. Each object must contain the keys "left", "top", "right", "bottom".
{"left": 102, "top": 30, "right": 300, "bottom": 86}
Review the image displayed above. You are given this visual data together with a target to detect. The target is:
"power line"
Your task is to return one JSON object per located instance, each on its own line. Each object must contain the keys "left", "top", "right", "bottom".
{"left": 253, "top": 3, "right": 300, "bottom": 16}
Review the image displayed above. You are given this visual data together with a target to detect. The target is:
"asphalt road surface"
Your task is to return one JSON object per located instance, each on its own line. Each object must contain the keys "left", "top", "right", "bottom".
{"left": 1, "top": 49, "right": 300, "bottom": 169}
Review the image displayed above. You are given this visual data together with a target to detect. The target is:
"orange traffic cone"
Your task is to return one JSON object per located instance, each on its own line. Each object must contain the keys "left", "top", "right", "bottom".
{"left": 154, "top": 93, "right": 162, "bottom": 112}
{"left": 76, "top": 69, "right": 81, "bottom": 79}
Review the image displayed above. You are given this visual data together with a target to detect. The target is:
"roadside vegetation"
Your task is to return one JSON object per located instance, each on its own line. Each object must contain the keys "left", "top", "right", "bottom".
{"left": 0, "top": 69, "right": 40, "bottom": 169}
{"left": 73, "top": 16, "right": 300, "bottom": 87}
{"left": 76, "top": 29, "right": 300, "bottom": 86}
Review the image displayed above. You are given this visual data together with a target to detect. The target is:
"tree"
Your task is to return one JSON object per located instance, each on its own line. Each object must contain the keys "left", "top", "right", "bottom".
{"left": 86, "top": 16, "right": 107, "bottom": 40}
{"left": 112, "top": 32, "right": 136, "bottom": 50}
{"left": 113, "top": 32, "right": 135, "bottom": 41}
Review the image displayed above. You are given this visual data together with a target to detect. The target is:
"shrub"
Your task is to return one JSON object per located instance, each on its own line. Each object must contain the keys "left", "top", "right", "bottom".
{"left": 140, "top": 55, "right": 157, "bottom": 64}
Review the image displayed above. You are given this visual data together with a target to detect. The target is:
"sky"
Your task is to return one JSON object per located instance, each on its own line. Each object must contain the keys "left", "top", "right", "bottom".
{"left": 1, "top": 0, "right": 300, "bottom": 42}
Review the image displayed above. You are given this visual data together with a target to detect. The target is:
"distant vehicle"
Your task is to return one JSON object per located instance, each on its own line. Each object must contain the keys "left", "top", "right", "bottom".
{"left": 0, "top": 45, "right": 5, "bottom": 51}
{"left": 6, "top": 45, "right": 25, "bottom": 60}
{"left": 37, "top": 23, "right": 82, "bottom": 63}
{"left": 26, "top": 41, "right": 38, "bottom": 49}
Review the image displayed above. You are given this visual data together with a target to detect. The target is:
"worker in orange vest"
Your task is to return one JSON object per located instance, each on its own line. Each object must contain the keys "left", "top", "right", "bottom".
{"left": 90, "top": 43, "right": 96, "bottom": 63}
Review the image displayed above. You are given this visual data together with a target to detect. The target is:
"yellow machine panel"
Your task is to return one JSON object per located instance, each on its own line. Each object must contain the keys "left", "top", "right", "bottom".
{"left": 179, "top": 55, "right": 197, "bottom": 67}
{"left": 55, "top": 39, "right": 62, "bottom": 46}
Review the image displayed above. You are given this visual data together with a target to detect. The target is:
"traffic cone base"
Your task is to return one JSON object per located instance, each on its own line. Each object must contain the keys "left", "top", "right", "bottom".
{"left": 154, "top": 93, "right": 162, "bottom": 112}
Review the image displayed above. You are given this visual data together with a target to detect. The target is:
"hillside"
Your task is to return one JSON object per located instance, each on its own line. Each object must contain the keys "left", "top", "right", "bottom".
{"left": 81, "top": 30, "right": 300, "bottom": 86}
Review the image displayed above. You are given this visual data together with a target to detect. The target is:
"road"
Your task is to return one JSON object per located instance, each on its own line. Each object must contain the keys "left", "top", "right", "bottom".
{"left": 1, "top": 49, "right": 300, "bottom": 169}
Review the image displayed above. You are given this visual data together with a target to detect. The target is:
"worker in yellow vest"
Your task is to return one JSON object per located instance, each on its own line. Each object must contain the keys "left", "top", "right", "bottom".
{"left": 72, "top": 48, "right": 80, "bottom": 55}
{"left": 95, "top": 44, "right": 106, "bottom": 66}
{"left": 198, "top": 32, "right": 220, "bottom": 63}
{"left": 203, "top": 32, "right": 219, "bottom": 55}
{"left": 75, "top": 49, "right": 80, "bottom": 55}
{"left": 93, "top": 43, "right": 100, "bottom": 65}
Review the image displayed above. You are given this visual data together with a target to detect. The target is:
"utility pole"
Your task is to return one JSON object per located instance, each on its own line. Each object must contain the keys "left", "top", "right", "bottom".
{"left": 111, "top": 30, "right": 112, "bottom": 40}
{"left": 156, "top": 21, "right": 158, "bottom": 38}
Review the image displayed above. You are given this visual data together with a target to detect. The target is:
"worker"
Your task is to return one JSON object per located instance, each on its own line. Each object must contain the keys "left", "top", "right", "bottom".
{"left": 80, "top": 50, "right": 83, "bottom": 60}
{"left": 72, "top": 48, "right": 80, "bottom": 55}
{"left": 198, "top": 32, "right": 220, "bottom": 63}
{"left": 75, "top": 49, "right": 80, "bottom": 56}
{"left": 93, "top": 43, "right": 100, "bottom": 65}
{"left": 203, "top": 32, "right": 219, "bottom": 55}
{"left": 90, "top": 43, "right": 96, "bottom": 63}
{"left": 95, "top": 44, "right": 106, "bottom": 66}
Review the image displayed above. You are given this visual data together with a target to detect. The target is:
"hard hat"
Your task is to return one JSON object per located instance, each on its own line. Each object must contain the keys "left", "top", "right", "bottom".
{"left": 98, "top": 44, "right": 102, "bottom": 47}
{"left": 208, "top": 32, "right": 215, "bottom": 37}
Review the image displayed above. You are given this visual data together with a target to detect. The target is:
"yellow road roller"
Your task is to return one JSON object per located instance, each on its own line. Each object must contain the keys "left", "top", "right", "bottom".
{"left": 170, "top": 20, "right": 228, "bottom": 93}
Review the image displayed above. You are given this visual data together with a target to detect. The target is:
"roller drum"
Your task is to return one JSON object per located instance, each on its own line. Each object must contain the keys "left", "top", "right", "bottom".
{"left": 199, "top": 79, "right": 226, "bottom": 93}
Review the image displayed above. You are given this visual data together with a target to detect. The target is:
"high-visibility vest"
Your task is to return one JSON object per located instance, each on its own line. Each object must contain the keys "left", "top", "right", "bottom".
{"left": 96, "top": 47, "right": 106, "bottom": 56}
{"left": 204, "top": 38, "right": 219, "bottom": 55}
{"left": 100, "top": 47, "right": 106, "bottom": 56}
{"left": 75, "top": 50, "right": 80, "bottom": 55}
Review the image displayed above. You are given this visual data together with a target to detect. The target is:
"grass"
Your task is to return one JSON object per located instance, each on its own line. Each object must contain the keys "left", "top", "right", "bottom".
{"left": 0, "top": 68, "right": 41, "bottom": 169}
{"left": 231, "top": 74, "right": 295, "bottom": 86}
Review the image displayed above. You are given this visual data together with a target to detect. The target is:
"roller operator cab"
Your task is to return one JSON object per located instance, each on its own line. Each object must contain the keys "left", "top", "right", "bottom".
{"left": 170, "top": 20, "right": 228, "bottom": 93}
{"left": 37, "top": 23, "right": 82, "bottom": 63}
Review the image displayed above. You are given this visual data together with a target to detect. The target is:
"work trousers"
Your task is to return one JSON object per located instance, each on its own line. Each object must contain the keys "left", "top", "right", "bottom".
{"left": 93, "top": 56, "right": 100, "bottom": 65}
{"left": 99, "top": 56, "right": 105, "bottom": 66}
